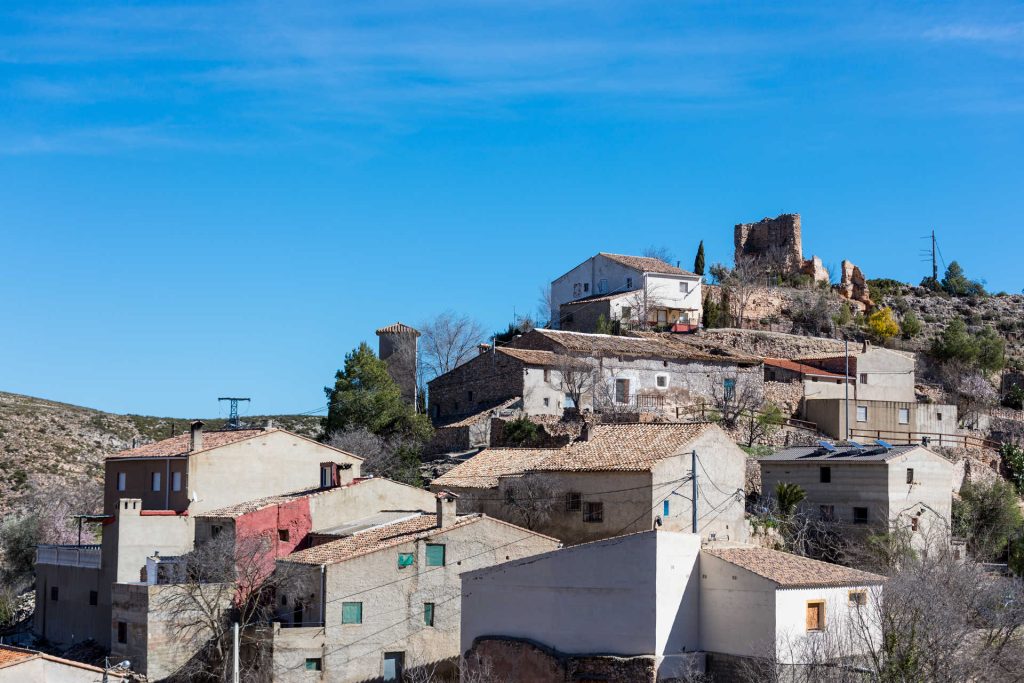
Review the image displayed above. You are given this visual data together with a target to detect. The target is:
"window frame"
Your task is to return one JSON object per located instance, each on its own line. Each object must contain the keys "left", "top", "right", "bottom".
{"left": 819, "top": 466, "right": 831, "bottom": 483}
{"left": 856, "top": 405, "right": 868, "bottom": 423}
{"left": 848, "top": 591, "right": 867, "bottom": 607}
{"left": 397, "top": 552, "right": 415, "bottom": 569}
{"left": 805, "top": 600, "right": 826, "bottom": 632}
{"left": 898, "top": 407, "right": 910, "bottom": 425}
{"left": 172, "top": 471, "right": 182, "bottom": 492}
{"left": 423, "top": 602, "right": 435, "bottom": 627}
{"left": 89, "top": 590, "right": 98, "bottom": 606}
{"left": 278, "top": 528, "right": 290, "bottom": 543}
{"left": 117, "top": 621, "right": 128, "bottom": 644}
{"left": 341, "top": 601, "right": 363, "bottom": 625}
{"left": 151, "top": 471, "right": 161, "bottom": 492}
{"left": 565, "top": 492, "right": 582, "bottom": 512}
{"left": 853, "top": 507, "right": 869, "bottom": 525}
{"left": 50, "top": 586, "right": 58, "bottom": 601}
{"left": 906, "top": 468, "right": 914, "bottom": 485}
{"left": 655, "top": 374, "right": 669, "bottom": 388}
{"left": 117, "top": 472, "right": 126, "bottom": 492}
{"left": 305, "top": 658, "right": 323, "bottom": 671}
{"left": 679, "top": 281, "right": 689, "bottom": 294}
{"left": 583, "top": 501, "right": 604, "bottom": 523}
{"left": 425, "top": 543, "right": 446, "bottom": 567}
{"left": 859, "top": 373, "right": 868, "bottom": 384}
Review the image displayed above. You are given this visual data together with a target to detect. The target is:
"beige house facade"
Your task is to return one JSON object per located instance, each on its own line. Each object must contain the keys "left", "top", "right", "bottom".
{"left": 430, "top": 422, "right": 748, "bottom": 546}
{"left": 804, "top": 397, "right": 959, "bottom": 442}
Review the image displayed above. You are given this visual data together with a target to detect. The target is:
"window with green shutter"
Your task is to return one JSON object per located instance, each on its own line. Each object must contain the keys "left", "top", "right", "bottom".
{"left": 398, "top": 553, "right": 415, "bottom": 569}
{"left": 342, "top": 601, "right": 362, "bottom": 624}
{"left": 424, "top": 602, "right": 435, "bottom": 626}
{"left": 425, "top": 544, "right": 446, "bottom": 567}
{"left": 305, "top": 658, "right": 322, "bottom": 671}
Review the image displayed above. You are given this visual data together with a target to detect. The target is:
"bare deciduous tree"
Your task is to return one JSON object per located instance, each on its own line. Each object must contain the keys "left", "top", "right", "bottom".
{"left": 712, "top": 256, "right": 767, "bottom": 328}
{"left": 707, "top": 369, "right": 762, "bottom": 427}
{"left": 642, "top": 245, "right": 676, "bottom": 265}
{"left": 327, "top": 427, "right": 419, "bottom": 483}
{"left": 502, "top": 473, "right": 561, "bottom": 531}
{"left": 419, "top": 311, "right": 487, "bottom": 381}
{"left": 555, "top": 354, "right": 597, "bottom": 411}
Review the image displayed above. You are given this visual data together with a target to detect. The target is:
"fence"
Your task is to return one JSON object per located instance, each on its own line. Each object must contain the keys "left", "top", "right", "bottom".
{"left": 36, "top": 544, "right": 101, "bottom": 569}
{"left": 848, "top": 428, "right": 1001, "bottom": 450}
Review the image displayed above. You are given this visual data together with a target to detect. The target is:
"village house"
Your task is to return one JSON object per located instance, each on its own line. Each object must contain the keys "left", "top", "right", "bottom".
{"left": 759, "top": 442, "right": 954, "bottom": 548}
{"left": 0, "top": 644, "right": 131, "bottom": 682}
{"left": 426, "top": 328, "right": 762, "bottom": 432}
{"left": 34, "top": 423, "right": 363, "bottom": 655}
{"left": 107, "top": 475, "right": 436, "bottom": 679}
{"left": 429, "top": 422, "right": 748, "bottom": 546}
{"left": 549, "top": 253, "right": 703, "bottom": 332}
{"left": 269, "top": 493, "right": 560, "bottom": 682}
{"left": 461, "top": 530, "right": 884, "bottom": 682}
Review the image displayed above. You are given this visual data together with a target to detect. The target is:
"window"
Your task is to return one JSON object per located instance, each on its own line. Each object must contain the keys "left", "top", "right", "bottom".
{"left": 426, "top": 544, "right": 446, "bottom": 567}
{"left": 565, "top": 492, "right": 582, "bottom": 512}
{"left": 626, "top": 277, "right": 633, "bottom": 288}
{"left": 278, "top": 529, "right": 290, "bottom": 543}
{"left": 117, "top": 472, "right": 126, "bottom": 491}
{"left": 583, "top": 282, "right": 590, "bottom": 293}
{"left": 383, "top": 652, "right": 405, "bottom": 682}
{"left": 819, "top": 466, "right": 831, "bottom": 483}
{"left": 211, "top": 525, "right": 222, "bottom": 538}
{"left": 656, "top": 375, "right": 668, "bottom": 388}
{"left": 657, "top": 309, "right": 667, "bottom": 324}
{"left": 398, "top": 553, "right": 415, "bottom": 569}
{"left": 663, "top": 500, "right": 670, "bottom": 517}
{"left": 937, "top": 411, "right": 943, "bottom": 421}
{"left": 543, "top": 368, "right": 551, "bottom": 383}
{"left": 820, "top": 505, "right": 835, "bottom": 521}
{"left": 906, "top": 468, "right": 914, "bottom": 484}
{"left": 505, "top": 488, "right": 516, "bottom": 504}
{"left": 89, "top": 590, "right": 98, "bottom": 606}
{"left": 564, "top": 393, "right": 576, "bottom": 409}
{"left": 151, "top": 471, "right": 161, "bottom": 492}
{"left": 583, "top": 501, "right": 604, "bottom": 523}
{"left": 320, "top": 464, "right": 333, "bottom": 488}
{"left": 621, "top": 306, "right": 632, "bottom": 319}
{"left": 853, "top": 507, "right": 869, "bottom": 524}
{"left": 723, "top": 378, "right": 736, "bottom": 401}
{"left": 342, "top": 602, "right": 363, "bottom": 624}
{"left": 467, "top": 390, "right": 473, "bottom": 401}
{"left": 573, "top": 283, "right": 581, "bottom": 296}
{"left": 806, "top": 601, "right": 825, "bottom": 631}
{"left": 849, "top": 591, "right": 867, "bottom": 607}
{"left": 50, "top": 586, "right": 58, "bottom": 601}
{"left": 543, "top": 397, "right": 550, "bottom": 408}
{"left": 859, "top": 373, "right": 868, "bottom": 384}
{"left": 856, "top": 405, "right": 868, "bottom": 422}
{"left": 911, "top": 516, "right": 919, "bottom": 532}
{"left": 679, "top": 281, "right": 689, "bottom": 293}
{"left": 423, "top": 602, "right": 435, "bottom": 627}
{"left": 614, "top": 378, "right": 630, "bottom": 404}
{"left": 305, "top": 658, "right": 323, "bottom": 671}
{"left": 598, "top": 278, "right": 608, "bottom": 293}
{"left": 117, "top": 621, "right": 127, "bottom": 644}
{"left": 172, "top": 471, "right": 182, "bottom": 492}
{"left": 898, "top": 408, "right": 910, "bottom": 425}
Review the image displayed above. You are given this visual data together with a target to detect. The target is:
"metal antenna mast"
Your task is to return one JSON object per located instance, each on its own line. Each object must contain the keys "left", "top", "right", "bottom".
{"left": 218, "top": 397, "right": 250, "bottom": 430}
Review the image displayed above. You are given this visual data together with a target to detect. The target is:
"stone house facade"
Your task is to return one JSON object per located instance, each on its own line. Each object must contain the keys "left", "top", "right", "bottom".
{"left": 430, "top": 422, "right": 748, "bottom": 546}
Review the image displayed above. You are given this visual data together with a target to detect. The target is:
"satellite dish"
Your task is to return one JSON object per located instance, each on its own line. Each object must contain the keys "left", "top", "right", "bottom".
{"left": 818, "top": 441, "right": 836, "bottom": 452}
{"left": 875, "top": 439, "right": 893, "bottom": 450}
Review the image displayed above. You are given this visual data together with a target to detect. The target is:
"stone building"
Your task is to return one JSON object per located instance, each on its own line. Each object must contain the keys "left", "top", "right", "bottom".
{"left": 270, "top": 494, "right": 559, "bottom": 682}
{"left": 430, "top": 422, "right": 748, "bottom": 546}
{"left": 461, "top": 531, "right": 885, "bottom": 682}
{"left": 376, "top": 321, "right": 420, "bottom": 406}
{"left": 735, "top": 213, "right": 805, "bottom": 273}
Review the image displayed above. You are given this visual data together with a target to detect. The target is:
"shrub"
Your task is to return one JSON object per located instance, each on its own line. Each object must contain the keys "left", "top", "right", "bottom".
{"left": 867, "top": 307, "right": 900, "bottom": 343}
{"left": 1003, "top": 384, "right": 1024, "bottom": 411}
{"left": 900, "top": 310, "right": 922, "bottom": 339}
{"left": 0, "top": 514, "right": 40, "bottom": 590}
{"left": 953, "top": 479, "right": 1023, "bottom": 561}
{"left": 502, "top": 417, "right": 541, "bottom": 447}
{"left": 1002, "top": 443, "right": 1024, "bottom": 496}
{"left": 976, "top": 326, "right": 1006, "bottom": 374}
{"left": 867, "top": 278, "right": 905, "bottom": 301}
{"left": 931, "top": 319, "right": 978, "bottom": 365}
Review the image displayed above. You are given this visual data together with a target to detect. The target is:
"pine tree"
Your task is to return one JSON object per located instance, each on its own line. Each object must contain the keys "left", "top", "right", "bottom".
{"left": 693, "top": 241, "right": 705, "bottom": 276}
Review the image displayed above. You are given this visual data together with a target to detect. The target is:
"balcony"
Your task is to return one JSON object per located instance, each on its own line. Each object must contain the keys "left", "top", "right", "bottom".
{"left": 36, "top": 544, "right": 101, "bottom": 569}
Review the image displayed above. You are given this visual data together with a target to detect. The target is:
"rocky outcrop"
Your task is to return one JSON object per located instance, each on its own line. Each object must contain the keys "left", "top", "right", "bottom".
{"left": 838, "top": 260, "right": 873, "bottom": 311}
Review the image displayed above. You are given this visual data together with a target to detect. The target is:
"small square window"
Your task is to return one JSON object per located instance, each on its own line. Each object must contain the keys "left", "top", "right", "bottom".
{"left": 656, "top": 375, "right": 668, "bottom": 388}
{"left": 89, "top": 590, "right": 98, "bottom": 606}
{"left": 565, "top": 492, "right": 581, "bottom": 512}
{"left": 859, "top": 373, "right": 868, "bottom": 384}
{"left": 583, "top": 501, "right": 604, "bottom": 523}
{"left": 305, "top": 658, "right": 322, "bottom": 671}
{"left": 278, "top": 529, "right": 290, "bottom": 543}
{"left": 679, "top": 282, "right": 689, "bottom": 293}
{"left": 117, "top": 621, "right": 127, "bottom": 644}
{"left": 819, "top": 466, "right": 831, "bottom": 483}
{"left": 342, "top": 602, "right": 363, "bottom": 624}
{"left": 911, "top": 516, "right": 920, "bottom": 532}
{"left": 906, "top": 468, "right": 914, "bottom": 485}
{"left": 211, "top": 525, "right": 222, "bottom": 538}
{"left": 425, "top": 544, "right": 446, "bottom": 567}
{"left": 898, "top": 408, "right": 910, "bottom": 425}
{"left": 848, "top": 591, "right": 867, "bottom": 607}
{"left": 621, "top": 306, "right": 632, "bottom": 319}
{"left": 398, "top": 553, "right": 415, "bottom": 569}
{"left": 117, "top": 472, "right": 126, "bottom": 492}
{"left": 423, "top": 602, "right": 435, "bottom": 627}
{"left": 856, "top": 406, "right": 868, "bottom": 422}
{"left": 50, "top": 586, "right": 58, "bottom": 601}
{"left": 937, "top": 412, "right": 943, "bottom": 421}
{"left": 543, "top": 369, "right": 551, "bottom": 382}
{"left": 853, "top": 507, "right": 869, "bottom": 524}
{"left": 806, "top": 601, "right": 825, "bottom": 631}
{"left": 543, "top": 397, "right": 550, "bottom": 408}
{"left": 626, "top": 277, "right": 633, "bottom": 288}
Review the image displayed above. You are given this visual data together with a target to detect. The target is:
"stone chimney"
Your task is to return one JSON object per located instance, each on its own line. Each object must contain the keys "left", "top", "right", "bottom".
{"left": 436, "top": 491, "right": 459, "bottom": 528}
{"left": 190, "top": 420, "right": 204, "bottom": 452}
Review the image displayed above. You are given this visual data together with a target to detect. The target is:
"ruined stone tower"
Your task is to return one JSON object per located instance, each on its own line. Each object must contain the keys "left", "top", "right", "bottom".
{"left": 376, "top": 322, "right": 420, "bottom": 407}
{"left": 734, "top": 213, "right": 804, "bottom": 272}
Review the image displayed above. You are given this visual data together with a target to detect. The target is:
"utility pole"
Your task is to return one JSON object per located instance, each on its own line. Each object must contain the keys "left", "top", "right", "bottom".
{"left": 233, "top": 621, "right": 240, "bottom": 683}
{"left": 931, "top": 230, "right": 938, "bottom": 285}
{"left": 844, "top": 338, "right": 850, "bottom": 442}
{"left": 691, "top": 450, "right": 698, "bottom": 534}
{"left": 218, "top": 397, "right": 251, "bottom": 430}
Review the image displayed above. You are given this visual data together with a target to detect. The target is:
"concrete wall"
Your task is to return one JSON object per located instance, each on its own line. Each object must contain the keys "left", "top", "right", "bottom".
{"left": 885, "top": 449, "right": 954, "bottom": 546}
{"left": 805, "top": 348, "right": 916, "bottom": 403}
{"left": 104, "top": 456, "right": 189, "bottom": 513}
{"left": 805, "top": 398, "right": 958, "bottom": 441}
{"left": 32, "top": 564, "right": 103, "bottom": 648}
{"left": 273, "top": 517, "right": 559, "bottom": 683}
{"left": 760, "top": 460, "right": 891, "bottom": 528}
{"left": 699, "top": 553, "right": 777, "bottom": 658}
{"left": 0, "top": 656, "right": 125, "bottom": 682}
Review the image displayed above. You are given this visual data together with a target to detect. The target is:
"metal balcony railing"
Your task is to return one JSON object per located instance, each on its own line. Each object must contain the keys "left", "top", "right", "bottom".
{"left": 36, "top": 544, "right": 101, "bottom": 569}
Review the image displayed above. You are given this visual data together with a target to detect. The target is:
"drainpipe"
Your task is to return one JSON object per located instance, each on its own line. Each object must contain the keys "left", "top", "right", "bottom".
{"left": 164, "top": 459, "right": 170, "bottom": 510}
{"left": 844, "top": 338, "right": 850, "bottom": 441}
{"left": 320, "top": 565, "right": 327, "bottom": 628}
{"left": 691, "top": 450, "right": 698, "bottom": 534}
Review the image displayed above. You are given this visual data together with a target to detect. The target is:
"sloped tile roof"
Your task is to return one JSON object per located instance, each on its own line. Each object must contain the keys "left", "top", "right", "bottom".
{"left": 106, "top": 428, "right": 268, "bottom": 459}
{"left": 764, "top": 357, "right": 849, "bottom": 379}
{"left": 435, "top": 397, "right": 522, "bottom": 429}
{"left": 496, "top": 347, "right": 559, "bottom": 367}
{"left": 376, "top": 322, "right": 420, "bottom": 336}
{"left": 525, "top": 329, "right": 760, "bottom": 365}
{"left": 432, "top": 422, "right": 716, "bottom": 487}
{"left": 281, "top": 513, "right": 483, "bottom": 565}
{"left": 0, "top": 646, "right": 35, "bottom": 668}
{"left": 199, "top": 479, "right": 368, "bottom": 519}
{"left": 599, "top": 253, "right": 696, "bottom": 277}
{"left": 704, "top": 546, "right": 885, "bottom": 588}
{"left": 561, "top": 291, "right": 633, "bottom": 306}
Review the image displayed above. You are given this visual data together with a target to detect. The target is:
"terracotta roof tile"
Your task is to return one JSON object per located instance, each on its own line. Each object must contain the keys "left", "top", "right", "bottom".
{"left": 376, "top": 322, "right": 420, "bottom": 336}
{"left": 704, "top": 546, "right": 885, "bottom": 588}
{"left": 107, "top": 428, "right": 268, "bottom": 459}
{"left": 764, "top": 357, "right": 849, "bottom": 379}
{"left": 435, "top": 397, "right": 522, "bottom": 429}
{"left": 599, "top": 253, "right": 696, "bottom": 276}
{"left": 525, "top": 329, "right": 760, "bottom": 365}
{"left": 433, "top": 422, "right": 717, "bottom": 488}
{"left": 282, "top": 513, "right": 482, "bottom": 565}
{"left": 496, "top": 347, "right": 559, "bottom": 366}
{"left": 0, "top": 646, "right": 35, "bottom": 668}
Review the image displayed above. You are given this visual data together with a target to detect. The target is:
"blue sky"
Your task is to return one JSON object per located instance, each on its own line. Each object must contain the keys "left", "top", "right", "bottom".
{"left": 1, "top": 1, "right": 1022, "bottom": 417}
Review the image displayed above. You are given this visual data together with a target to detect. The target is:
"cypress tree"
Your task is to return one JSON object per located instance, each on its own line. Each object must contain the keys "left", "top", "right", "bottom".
{"left": 693, "top": 241, "right": 705, "bottom": 276}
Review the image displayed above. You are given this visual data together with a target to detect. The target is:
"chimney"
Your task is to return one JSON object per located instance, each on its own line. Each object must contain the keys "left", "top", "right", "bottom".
{"left": 478, "top": 343, "right": 492, "bottom": 355}
{"left": 190, "top": 420, "right": 204, "bottom": 452}
{"left": 436, "top": 491, "right": 459, "bottom": 528}
{"left": 862, "top": 340, "right": 870, "bottom": 353}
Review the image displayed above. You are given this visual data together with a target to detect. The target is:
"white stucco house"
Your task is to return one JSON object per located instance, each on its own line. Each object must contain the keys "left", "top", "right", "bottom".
{"left": 461, "top": 531, "right": 884, "bottom": 682}
{"left": 550, "top": 253, "right": 703, "bottom": 332}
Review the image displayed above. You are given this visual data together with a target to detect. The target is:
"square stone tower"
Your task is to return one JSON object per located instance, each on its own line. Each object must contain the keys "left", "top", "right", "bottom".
{"left": 734, "top": 213, "right": 803, "bottom": 272}
{"left": 376, "top": 322, "right": 420, "bottom": 407}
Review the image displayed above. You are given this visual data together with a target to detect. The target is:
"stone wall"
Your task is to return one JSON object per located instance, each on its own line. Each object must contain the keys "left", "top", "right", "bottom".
{"left": 427, "top": 352, "right": 525, "bottom": 422}
{"left": 464, "top": 636, "right": 658, "bottom": 683}
{"left": 734, "top": 214, "right": 803, "bottom": 271}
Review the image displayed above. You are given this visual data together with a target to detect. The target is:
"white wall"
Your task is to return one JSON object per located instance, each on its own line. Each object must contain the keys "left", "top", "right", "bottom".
{"left": 460, "top": 531, "right": 700, "bottom": 660}
{"left": 698, "top": 554, "right": 777, "bottom": 658}
{"left": 774, "top": 586, "right": 882, "bottom": 664}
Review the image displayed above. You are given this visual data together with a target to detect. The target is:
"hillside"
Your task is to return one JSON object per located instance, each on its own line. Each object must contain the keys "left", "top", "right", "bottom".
{"left": 0, "top": 391, "right": 323, "bottom": 515}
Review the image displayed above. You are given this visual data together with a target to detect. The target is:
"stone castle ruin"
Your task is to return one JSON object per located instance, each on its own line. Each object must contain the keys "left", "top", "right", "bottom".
{"left": 734, "top": 213, "right": 873, "bottom": 311}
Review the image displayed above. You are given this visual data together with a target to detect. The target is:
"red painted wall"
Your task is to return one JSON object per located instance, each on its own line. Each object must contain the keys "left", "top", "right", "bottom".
{"left": 233, "top": 496, "right": 313, "bottom": 580}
